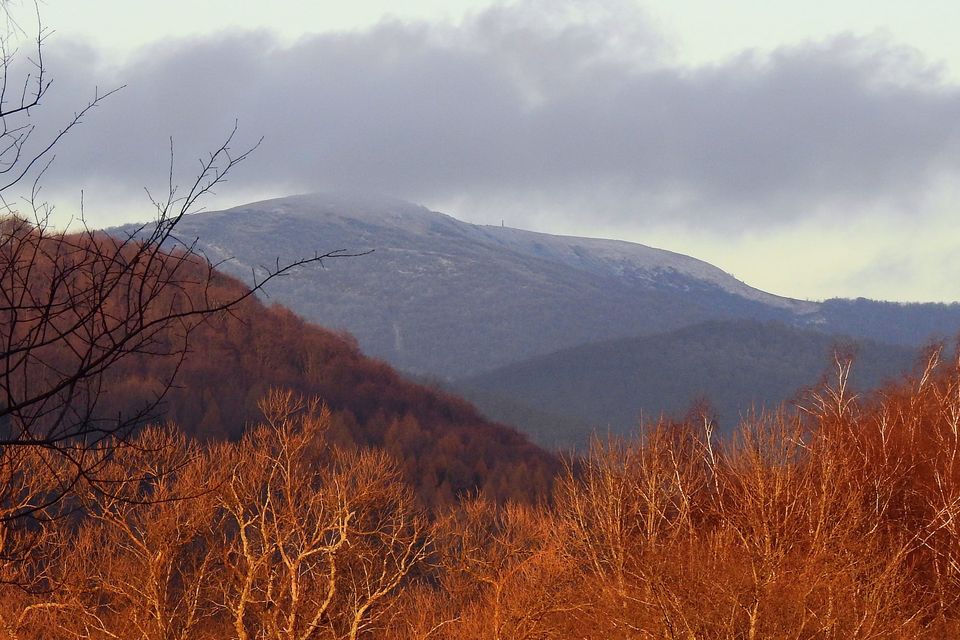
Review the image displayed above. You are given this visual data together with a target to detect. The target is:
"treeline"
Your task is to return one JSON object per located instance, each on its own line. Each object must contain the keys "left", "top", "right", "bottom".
{"left": 819, "top": 297, "right": 960, "bottom": 346}
{"left": 3, "top": 349, "right": 960, "bottom": 638}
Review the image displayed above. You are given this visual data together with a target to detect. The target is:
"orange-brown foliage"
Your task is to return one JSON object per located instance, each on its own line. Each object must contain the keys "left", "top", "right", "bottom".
{"left": 389, "top": 352, "right": 960, "bottom": 639}
{"left": 5, "top": 354, "right": 960, "bottom": 638}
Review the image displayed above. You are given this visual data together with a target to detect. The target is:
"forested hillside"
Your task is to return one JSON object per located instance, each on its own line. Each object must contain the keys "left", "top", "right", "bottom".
{"left": 818, "top": 297, "right": 960, "bottom": 345}
{"left": 106, "top": 276, "right": 557, "bottom": 507}
{"left": 1, "top": 218, "right": 555, "bottom": 508}
{"left": 454, "top": 319, "right": 919, "bottom": 448}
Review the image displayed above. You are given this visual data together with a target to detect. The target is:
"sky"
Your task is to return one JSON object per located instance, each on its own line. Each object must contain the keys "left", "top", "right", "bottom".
{"left": 5, "top": 0, "right": 960, "bottom": 302}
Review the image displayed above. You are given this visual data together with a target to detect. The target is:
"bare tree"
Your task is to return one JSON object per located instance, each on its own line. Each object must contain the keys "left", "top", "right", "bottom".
{"left": 0, "top": 6, "right": 360, "bottom": 519}
{"left": 432, "top": 497, "right": 579, "bottom": 640}
{"left": 32, "top": 427, "right": 222, "bottom": 640}
{"left": 218, "top": 390, "right": 428, "bottom": 640}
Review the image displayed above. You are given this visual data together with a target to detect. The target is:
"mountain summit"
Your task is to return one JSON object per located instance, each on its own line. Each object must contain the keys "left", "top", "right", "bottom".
{"left": 115, "top": 193, "right": 958, "bottom": 379}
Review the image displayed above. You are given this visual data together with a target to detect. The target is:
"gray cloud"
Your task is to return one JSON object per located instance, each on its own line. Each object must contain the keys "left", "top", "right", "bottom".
{"left": 19, "top": 1, "right": 960, "bottom": 230}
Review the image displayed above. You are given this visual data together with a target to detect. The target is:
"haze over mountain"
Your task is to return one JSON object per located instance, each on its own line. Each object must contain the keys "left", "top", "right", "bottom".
{"left": 116, "top": 192, "right": 960, "bottom": 380}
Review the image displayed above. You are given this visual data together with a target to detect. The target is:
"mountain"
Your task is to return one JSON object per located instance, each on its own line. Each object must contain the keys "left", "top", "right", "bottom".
{"left": 108, "top": 192, "right": 960, "bottom": 448}
{"left": 817, "top": 297, "right": 960, "bottom": 346}
{"left": 117, "top": 193, "right": 834, "bottom": 379}
{"left": 119, "top": 192, "right": 960, "bottom": 381}
{"left": 451, "top": 320, "right": 919, "bottom": 449}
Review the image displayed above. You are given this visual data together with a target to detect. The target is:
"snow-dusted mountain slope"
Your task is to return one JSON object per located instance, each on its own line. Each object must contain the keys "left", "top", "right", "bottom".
{"left": 112, "top": 193, "right": 955, "bottom": 378}
{"left": 464, "top": 224, "right": 813, "bottom": 312}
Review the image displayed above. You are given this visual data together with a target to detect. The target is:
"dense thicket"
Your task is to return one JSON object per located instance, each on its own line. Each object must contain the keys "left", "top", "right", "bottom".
{"left": 4, "top": 349, "right": 960, "bottom": 638}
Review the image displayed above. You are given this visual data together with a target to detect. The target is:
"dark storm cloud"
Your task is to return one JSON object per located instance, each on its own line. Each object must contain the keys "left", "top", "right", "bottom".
{"left": 26, "top": 2, "right": 960, "bottom": 227}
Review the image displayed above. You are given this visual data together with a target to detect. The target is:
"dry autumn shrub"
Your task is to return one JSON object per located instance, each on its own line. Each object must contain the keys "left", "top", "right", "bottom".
{"left": 5, "top": 349, "right": 960, "bottom": 639}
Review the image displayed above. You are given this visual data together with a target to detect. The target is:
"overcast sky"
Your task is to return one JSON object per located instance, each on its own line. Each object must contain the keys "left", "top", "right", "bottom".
{"left": 8, "top": 1, "right": 960, "bottom": 302}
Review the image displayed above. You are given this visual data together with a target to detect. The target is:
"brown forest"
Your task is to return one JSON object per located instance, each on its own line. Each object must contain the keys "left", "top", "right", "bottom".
{"left": 3, "top": 223, "right": 960, "bottom": 638}
{"left": 93, "top": 258, "right": 558, "bottom": 509}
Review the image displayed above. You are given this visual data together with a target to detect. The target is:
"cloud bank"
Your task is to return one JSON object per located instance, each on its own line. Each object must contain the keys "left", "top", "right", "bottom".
{"left": 19, "top": 0, "right": 960, "bottom": 239}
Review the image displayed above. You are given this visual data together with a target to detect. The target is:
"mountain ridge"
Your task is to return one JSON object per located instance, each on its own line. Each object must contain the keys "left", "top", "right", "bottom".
{"left": 195, "top": 192, "right": 814, "bottom": 312}
{"left": 451, "top": 318, "right": 919, "bottom": 449}
{"left": 116, "top": 193, "right": 822, "bottom": 377}
{"left": 113, "top": 192, "right": 960, "bottom": 381}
